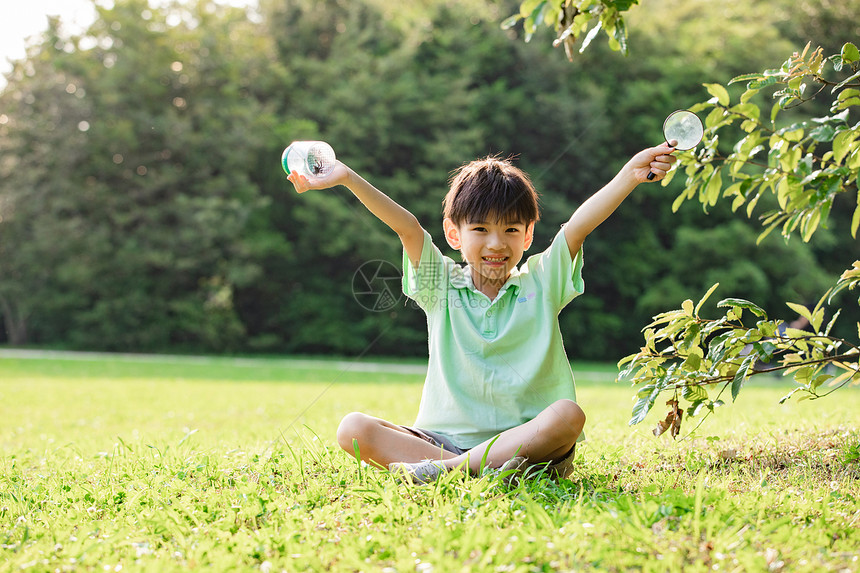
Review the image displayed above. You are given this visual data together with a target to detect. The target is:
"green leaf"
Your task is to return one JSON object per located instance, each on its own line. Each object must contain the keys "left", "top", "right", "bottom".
{"left": 629, "top": 393, "right": 656, "bottom": 426}
{"left": 612, "top": 17, "right": 628, "bottom": 55}
{"left": 501, "top": 14, "right": 522, "bottom": 30}
{"left": 729, "top": 73, "right": 765, "bottom": 85}
{"left": 832, "top": 70, "right": 860, "bottom": 93}
{"left": 682, "top": 299, "right": 694, "bottom": 316}
{"left": 786, "top": 301, "right": 814, "bottom": 325}
{"left": 794, "top": 365, "right": 814, "bottom": 387}
{"left": 672, "top": 190, "right": 688, "bottom": 213}
{"left": 523, "top": 1, "right": 548, "bottom": 41}
{"left": 827, "top": 368, "right": 860, "bottom": 389}
{"left": 833, "top": 130, "right": 859, "bottom": 164}
{"left": 833, "top": 96, "right": 860, "bottom": 111}
{"left": 749, "top": 77, "right": 779, "bottom": 90}
{"left": 728, "top": 102, "right": 760, "bottom": 120}
{"left": 543, "top": 3, "right": 561, "bottom": 25}
{"left": 842, "top": 42, "right": 860, "bottom": 64}
{"left": 810, "top": 374, "right": 831, "bottom": 391}
{"left": 688, "top": 102, "right": 712, "bottom": 114}
{"left": 755, "top": 341, "right": 778, "bottom": 364}
{"left": 809, "top": 124, "right": 836, "bottom": 142}
{"left": 740, "top": 88, "right": 760, "bottom": 105}
{"left": 852, "top": 195, "right": 860, "bottom": 238}
{"left": 694, "top": 283, "right": 720, "bottom": 317}
{"left": 781, "top": 127, "right": 805, "bottom": 143}
{"left": 704, "top": 83, "right": 730, "bottom": 106}
{"left": 687, "top": 400, "right": 707, "bottom": 417}
{"left": 682, "top": 384, "right": 708, "bottom": 403}
{"left": 823, "top": 309, "right": 842, "bottom": 336}
{"left": 771, "top": 101, "right": 781, "bottom": 123}
{"left": 802, "top": 206, "right": 823, "bottom": 243}
{"left": 519, "top": 0, "right": 543, "bottom": 18}
{"left": 732, "top": 354, "right": 755, "bottom": 401}
{"left": 849, "top": 147, "right": 860, "bottom": 170}
{"left": 636, "top": 383, "right": 657, "bottom": 398}
{"left": 617, "top": 353, "right": 637, "bottom": 370}
{"left": 683, "top": 349, "right": 702, "bottom": 371}
{"left": 755, "top": 215, "right": 787, "bottom": 245}
{"left": 703, "top": 169, "right": 722, "bottom": 208}
{"left": 705, "top": 107, "right": 728, "bottom": 129}
{"left": 838, "top": 88, "right": 860, "bottom": 102}
{"left": 830, "top": 54, "right": 845, "bottom": 72}
{"left": 661, "top": 162, "right": 678, "bottom": 187}
{"left": 718, "top": 298, "right": 767, "bottom": 318}
{"left": 612, "top": 0, "right": 639, "bottom": 10}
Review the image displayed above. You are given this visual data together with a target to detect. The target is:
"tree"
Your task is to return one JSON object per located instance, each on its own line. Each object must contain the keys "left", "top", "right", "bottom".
{"left": 619, "top": 42, "right": 860, "bottom": 434}
{"left": 0, "top": 17, "right": 98, "bottom": 346}
{"left": 0, "top": 0, "right": 276, "bottom": 350}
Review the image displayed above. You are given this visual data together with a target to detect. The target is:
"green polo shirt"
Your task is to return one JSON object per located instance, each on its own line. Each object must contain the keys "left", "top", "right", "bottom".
{"left": 402, "top": 226, "right": 585, "bottom": 449}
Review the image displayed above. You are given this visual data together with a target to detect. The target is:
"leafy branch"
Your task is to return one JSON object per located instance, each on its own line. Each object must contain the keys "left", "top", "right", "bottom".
{"left": 501, "top": 0, "right": 638, "bottom": 60}
{"left": 662, "top": 42, "right": 860, "bottom": 245}
{"left": 620, "top": 269, "right": 860, "bottom": 437}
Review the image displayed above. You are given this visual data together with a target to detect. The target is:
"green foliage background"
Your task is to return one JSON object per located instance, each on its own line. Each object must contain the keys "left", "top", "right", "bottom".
{"left": 0, "top": 0, "right": 857, "bottom": 359}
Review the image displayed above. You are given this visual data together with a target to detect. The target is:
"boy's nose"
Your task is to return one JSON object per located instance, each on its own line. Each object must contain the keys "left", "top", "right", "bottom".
{"left": 487, "top": 232, "right": 505, "bottom": 249}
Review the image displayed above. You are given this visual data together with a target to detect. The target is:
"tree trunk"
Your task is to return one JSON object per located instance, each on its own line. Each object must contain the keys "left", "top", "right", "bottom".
{"left": 0, "top": 294, "right": 28, "bottom": 345}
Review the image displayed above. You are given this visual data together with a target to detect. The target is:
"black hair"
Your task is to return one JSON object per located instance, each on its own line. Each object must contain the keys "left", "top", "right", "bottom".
{"left": 442, "top": 156, "right": 540, "bottom": 226}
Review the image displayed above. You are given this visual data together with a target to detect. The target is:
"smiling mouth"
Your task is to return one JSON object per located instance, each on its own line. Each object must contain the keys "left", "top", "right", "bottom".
{"left": 482, "top": 256, "right": 509, "bottom": 264}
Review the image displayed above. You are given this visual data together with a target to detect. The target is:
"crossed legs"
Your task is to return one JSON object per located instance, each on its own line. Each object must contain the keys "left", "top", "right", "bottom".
{"left": 336, "top": 399, "right": 586, "bottom": 474}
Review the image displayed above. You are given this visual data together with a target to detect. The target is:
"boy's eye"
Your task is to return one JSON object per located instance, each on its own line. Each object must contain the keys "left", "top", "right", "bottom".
{"left": 473, "top": 227, "right": 486, "bottom": 232}
{"left": 506, "top": 228, "right": 519, "bottom": 233}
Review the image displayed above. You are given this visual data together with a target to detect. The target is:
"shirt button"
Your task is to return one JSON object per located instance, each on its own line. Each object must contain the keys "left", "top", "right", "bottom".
{"left": 487, "top": 310, "right": 493, "bottom": 317}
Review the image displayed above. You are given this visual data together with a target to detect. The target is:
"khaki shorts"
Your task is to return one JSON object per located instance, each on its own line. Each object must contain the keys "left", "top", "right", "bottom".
{"left": 400, "top": 426, "right": 469, "bottom": 456}
{"left": 543, "top": 444, "right": 577, "bottom": 480}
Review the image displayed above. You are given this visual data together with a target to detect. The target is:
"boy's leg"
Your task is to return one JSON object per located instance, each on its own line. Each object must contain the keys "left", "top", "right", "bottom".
{"left": 336, "top": 412, "right": 460, "bottom": 469}
{"left": 439, "top": 399, "right": 585, "bottom": 474}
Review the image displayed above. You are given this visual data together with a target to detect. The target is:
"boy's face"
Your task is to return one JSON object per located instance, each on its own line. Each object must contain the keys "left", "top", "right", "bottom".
{"left": 443, "top": 217, "right": 534, "bottom": 287}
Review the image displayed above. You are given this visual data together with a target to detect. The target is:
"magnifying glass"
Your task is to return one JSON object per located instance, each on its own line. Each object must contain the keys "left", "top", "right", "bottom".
{"left": 647, "top": 110, "right": 704, "bottom": 180}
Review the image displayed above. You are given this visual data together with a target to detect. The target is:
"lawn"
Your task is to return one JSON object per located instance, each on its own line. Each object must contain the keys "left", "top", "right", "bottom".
{"left": 1, "top": 351, "right": 858, "bottom": 572}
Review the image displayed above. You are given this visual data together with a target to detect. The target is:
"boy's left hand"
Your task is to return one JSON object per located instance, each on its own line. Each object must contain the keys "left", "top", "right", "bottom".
{"left": 630, "top": 141, "right": 678, "bottom": 183}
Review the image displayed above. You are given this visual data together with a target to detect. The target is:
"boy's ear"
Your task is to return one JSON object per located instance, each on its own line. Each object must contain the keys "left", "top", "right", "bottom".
{"left": 524, "top": 222, "right": 535, "bottom": 250}
{"left": 443, "top": 218, "right": 461, "bottom": 249}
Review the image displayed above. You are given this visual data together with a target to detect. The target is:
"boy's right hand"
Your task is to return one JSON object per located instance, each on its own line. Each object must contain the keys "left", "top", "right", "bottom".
{"left": 287, "top": 160, "right": 350, "bottom": 193}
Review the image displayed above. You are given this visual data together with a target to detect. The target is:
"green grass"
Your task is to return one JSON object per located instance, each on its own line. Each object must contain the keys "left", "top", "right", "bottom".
{"left": 1, "top": 352, "right": 858, "bottom": 572}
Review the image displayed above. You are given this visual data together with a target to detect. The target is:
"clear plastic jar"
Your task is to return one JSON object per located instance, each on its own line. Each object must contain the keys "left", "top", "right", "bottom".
{"left": 281, "top": 141, "right": 336, "bottom": 178}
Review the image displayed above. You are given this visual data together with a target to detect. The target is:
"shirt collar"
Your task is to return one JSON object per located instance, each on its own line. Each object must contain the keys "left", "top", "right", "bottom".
{"left": 451, "top": 263, "right": 521, "bottom": 297}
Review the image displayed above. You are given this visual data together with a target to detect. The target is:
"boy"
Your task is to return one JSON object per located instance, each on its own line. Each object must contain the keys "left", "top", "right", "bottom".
{"left": 287, "top": 143, "right": 676, "bottom": 483}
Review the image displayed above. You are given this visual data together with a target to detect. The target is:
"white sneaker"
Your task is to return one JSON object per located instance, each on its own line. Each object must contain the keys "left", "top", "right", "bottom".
{"left": 388, "top": 459, "right": 448, "bottom": 485}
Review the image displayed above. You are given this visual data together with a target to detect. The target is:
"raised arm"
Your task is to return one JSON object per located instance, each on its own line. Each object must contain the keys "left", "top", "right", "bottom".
{"left": 563, "top": 143, "right": 676, "bottom": 258}
{"left": 288, "top": 161, "right": 425, "bottom": 264}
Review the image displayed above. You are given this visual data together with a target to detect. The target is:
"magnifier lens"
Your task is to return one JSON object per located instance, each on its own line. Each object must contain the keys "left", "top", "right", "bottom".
{"left": 663, "top": 110, "right": 704, "bottom": 151}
